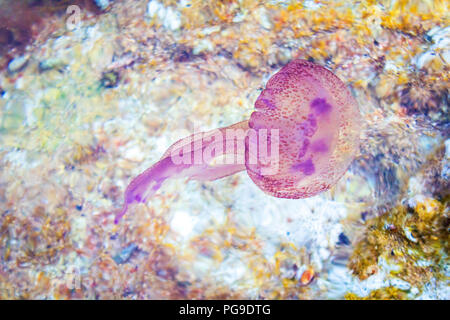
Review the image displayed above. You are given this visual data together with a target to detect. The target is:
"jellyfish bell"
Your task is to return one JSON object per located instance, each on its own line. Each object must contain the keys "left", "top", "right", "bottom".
{"left": 246, "top": 59, "right": 360, "bottom": 199}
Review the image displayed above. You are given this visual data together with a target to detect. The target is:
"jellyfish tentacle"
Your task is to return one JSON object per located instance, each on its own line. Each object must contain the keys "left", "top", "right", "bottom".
{"left": 115, "top": 120, "right": 249, "bottom": 223}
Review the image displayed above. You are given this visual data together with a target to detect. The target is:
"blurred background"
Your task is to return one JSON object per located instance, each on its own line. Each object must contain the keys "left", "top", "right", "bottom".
{"left": 0, "top": 0, "right": 448, "bottom": 299}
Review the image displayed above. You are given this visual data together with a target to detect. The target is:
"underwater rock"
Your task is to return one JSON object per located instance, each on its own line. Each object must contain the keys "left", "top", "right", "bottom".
{"left": 1, "top": 94, "right": 27, "bottom": 131}
{"left": 442, "top": 139, "right": 450, "bottom": 181}
{"left": 100, "top": 70, "right": 120, "bottom": 88}
{"left": 113, "top": 243, "right": 138, "bottom": 264}
{"left": 95, "top": 0, "right": 112, "bottom": 10}
{"left": 193, "top": 39, "right": 214, "bottom": 55}
{"left": 38, "top": 58, "right": 67, "bottom": 72}
{"left": 8, "top": 55, "right": 29, "bottom": 73}
{"left": 123, "top": 145, "right": 145, "bottom": 162}
{"left": 255, "top": 7, "right": 272, "bottom": 30}
{"left": 337, "top": 233, "right": 351, "bottom": 246}
{"left": 147, "top": 0, "right": 181, "bottom": 31}
{"left": 414, "top": 26, "right": 450, "bottom": 70}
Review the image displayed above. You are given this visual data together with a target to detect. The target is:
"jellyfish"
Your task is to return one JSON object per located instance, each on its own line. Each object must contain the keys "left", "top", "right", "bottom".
{"left": 114, "top": 59, "right": 360, "bottom": 223}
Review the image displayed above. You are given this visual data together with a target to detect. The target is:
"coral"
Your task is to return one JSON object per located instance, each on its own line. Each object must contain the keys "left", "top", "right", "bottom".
{"left": 348, "top": 197, "right": 449, "bottom": 290}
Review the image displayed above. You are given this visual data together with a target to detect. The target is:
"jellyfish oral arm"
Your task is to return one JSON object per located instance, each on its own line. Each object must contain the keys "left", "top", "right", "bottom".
{"left": 115, "top": 120, "right": 249, "bottom": 223}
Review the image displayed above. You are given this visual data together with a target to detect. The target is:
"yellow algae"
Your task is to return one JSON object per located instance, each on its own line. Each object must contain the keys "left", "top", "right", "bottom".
{"left": 345, "top": 286, "right": 409, "bottom": 300}
{"left": 349, "top": 196, "right": 449, "bottom": 289}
